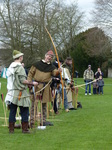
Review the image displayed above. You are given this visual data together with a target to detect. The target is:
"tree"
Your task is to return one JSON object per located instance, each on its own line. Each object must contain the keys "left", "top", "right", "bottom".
{"left": 55, "top": 1, "right": 84, "bottom": 57}
{"left": 0, "top": 0, "right": 84, "bottom": 67}
{"left": 31, "top": 0, "right": 84, "bottom": 58}
{"left": 0, "top": 0, "right": 28, "bottom": 49}
{"left": 82, "top": 27, "right": 112, "bottom": 58}
{"left": 70, "top": 27, "right": 112, "bottom": 77}
{"left": 0, "top": 0, "right": 35, "bottom": 66}
{"left": 92, "top": 0, "right": 112, "bottom": 40}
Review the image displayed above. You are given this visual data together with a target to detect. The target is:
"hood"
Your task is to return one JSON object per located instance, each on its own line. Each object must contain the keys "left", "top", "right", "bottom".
{"left": 7, "top": 62, "right": 22, "bottom": 77}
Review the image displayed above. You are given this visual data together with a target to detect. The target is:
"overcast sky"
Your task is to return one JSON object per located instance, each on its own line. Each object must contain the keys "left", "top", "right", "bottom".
{"left": 0, "top": 0, "right": 95, "bottom": 30}
{"left": 65, "top": 0, "right": 95, "bottom": 31}
{"left": 0, "top": 0, "right": 95, "bottom": 16}
{"left": 66, "top": 0, "right": 95, "bottom": 19}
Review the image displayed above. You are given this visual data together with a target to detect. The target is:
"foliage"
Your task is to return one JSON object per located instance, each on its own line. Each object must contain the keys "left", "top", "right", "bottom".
{"left": 0, "top": 0, "right": 83, "bottom": 67}
{"left": 71, "top": 44, "right": 99, "bottom": 77}
{"left": 82, "top": 27, "right": 111, "bottom": 58}
{"left": 108, "top": 58, "right": 112, "bottom": 68}
{"left": 92, "top": 0, "right": 112, "bottom": 40}
{"left": 0, "top": 78, "right": 112, "bottom": 149}
{"left": 69, "top": 27, "right": 112, "bottom": 77}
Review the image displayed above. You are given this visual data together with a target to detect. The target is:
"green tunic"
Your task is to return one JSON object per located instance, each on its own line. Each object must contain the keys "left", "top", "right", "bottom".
{"left": 5, "top": 62, "right": 30, "bottom": 107}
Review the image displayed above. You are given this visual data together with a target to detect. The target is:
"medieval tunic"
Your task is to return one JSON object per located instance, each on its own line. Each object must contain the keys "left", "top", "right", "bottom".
{"left": 5, "top": 62, "right": 30, "bottom": 107}
{"left": 62, "top": 67, "right": 72, "bottom": 103}
{"left": 27, "top": 60, "right": 59, "bottom": 103}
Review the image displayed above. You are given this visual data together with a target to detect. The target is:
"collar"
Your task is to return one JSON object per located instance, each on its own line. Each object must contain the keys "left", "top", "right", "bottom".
{"left": 42, "top": 59, "right": 50, "bottom": 65}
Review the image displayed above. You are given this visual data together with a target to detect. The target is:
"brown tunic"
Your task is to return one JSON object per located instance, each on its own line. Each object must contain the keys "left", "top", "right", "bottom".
{"left": 27, "top": 60, "right": 59, "bottom": 103}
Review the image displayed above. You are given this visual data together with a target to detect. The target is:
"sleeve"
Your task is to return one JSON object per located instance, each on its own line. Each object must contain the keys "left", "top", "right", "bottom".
{"left": 27, "top": 66, "right": 36, "bottom": 81}
{"left": 14, "top": 67, "right": 27, "bottom": 90}
{"left": 83, "top": 70, "right": 86, "bottom": 79}
{"left": 18, "top": 67, "right": 27, "bottom": 83}
{"left": 52, "top": 69, "right": 60, "bottom": 77}
{"left": 15, "top": 74, "right": 26, "bottom": 90}
{"left": 92, "top": 71, "right": 94, "bottom": 79}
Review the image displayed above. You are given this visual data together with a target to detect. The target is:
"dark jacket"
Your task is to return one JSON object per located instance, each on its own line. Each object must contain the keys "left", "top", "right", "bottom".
{"left": 98, "top": 79, "right": 104, "bottom": 87}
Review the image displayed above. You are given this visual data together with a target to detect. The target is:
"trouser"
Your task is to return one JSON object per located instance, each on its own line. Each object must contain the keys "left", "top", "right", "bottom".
{"left": 93, "top": 88, "right": 97, "bottom": 94}
{"left": 30, "top": 99, "right": 47, "bottom": 124}
{"left": 85, "top": 80, "right": 91, "bottom": 94}
{"left": 9, "top": 103, "right": 29, "bottom": 123}
{"left": 61, "top": 88, "right": 68, "bottom": 109}
{"left": 53, "top": 86, "right": 68, "bottom": 111}
{"left": 54, "top": 93, "right": 58, "bottom": 113}
{"left": 99, "top": 86, "right": 103, "bottom": 94}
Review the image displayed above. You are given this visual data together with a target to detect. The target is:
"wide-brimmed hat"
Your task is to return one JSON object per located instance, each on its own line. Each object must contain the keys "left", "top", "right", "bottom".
{"left": 13, "top": 50, "right": 24, "bottom": 59}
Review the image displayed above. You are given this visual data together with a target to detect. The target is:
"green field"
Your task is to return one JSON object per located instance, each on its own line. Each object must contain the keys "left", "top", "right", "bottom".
{"left": 0, "top": 78, "right": 112, "bottom": 150}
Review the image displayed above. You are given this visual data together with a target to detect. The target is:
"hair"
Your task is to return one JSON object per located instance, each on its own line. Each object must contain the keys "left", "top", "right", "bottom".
{"left": 66, "top": 57, "right": 72, "bottom": 61}
{"left": 14, "top": 57, "right": 20, "bottom": 60}
{"left": 55, "top": 58, "right": 64, "bottom": 63}
{"left": 14, "top": 55, "right": 23, "bottom": 61}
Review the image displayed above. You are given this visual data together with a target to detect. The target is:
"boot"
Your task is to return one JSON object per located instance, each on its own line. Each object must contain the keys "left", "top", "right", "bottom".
{"left": 8, "top": 123, "right": 21, "bottom": 129}
{"left": 22, "top": 122, "right": 30, "bottom": 134}
{"left": 43, "top": 121, "right": 53, "bottom": 126}
{"left": 28, "top": 122, "right": 30, "bottom": 129}
{"left": 9, "top": 122, "right": 14, "bottom": 133}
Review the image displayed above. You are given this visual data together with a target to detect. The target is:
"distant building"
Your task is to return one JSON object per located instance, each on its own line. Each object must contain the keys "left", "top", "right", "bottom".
{"left": 108, "top": 58, "right": 112, "bottom": 78}
{"left": 108, "top": 68, "right": 112, "bottom": 78}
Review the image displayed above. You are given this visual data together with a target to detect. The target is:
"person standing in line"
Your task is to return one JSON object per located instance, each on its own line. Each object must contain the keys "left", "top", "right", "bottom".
{"left": 95, "top": 67, "right": 103, "bottom": 79}
{"left": 83, "top": 65, "right": 94, "bottom": 95}
{"left": 27, "top": 50, "right": 62, "bottom": 128}
{"left": 5, "top": 50, "right": 38, "bottom": 133}
{"left": 62, "top": 57, "right": 75, "bottom": 110}
{"left": 98, "top": 75, "right": 104, "bottom": 94}
{"left": 93, "top": 80, "right": 98, "bottom": 94}
{"left": 53, "top": 58, "right": 70, "bottom": 113}
{"left": 95, "top": 67, "right": 103, "bottom": 94}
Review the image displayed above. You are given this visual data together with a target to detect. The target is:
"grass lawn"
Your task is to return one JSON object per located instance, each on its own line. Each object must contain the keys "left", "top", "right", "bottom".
{"left": 0, "top": 77, "right": 112, "bottom": 150}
